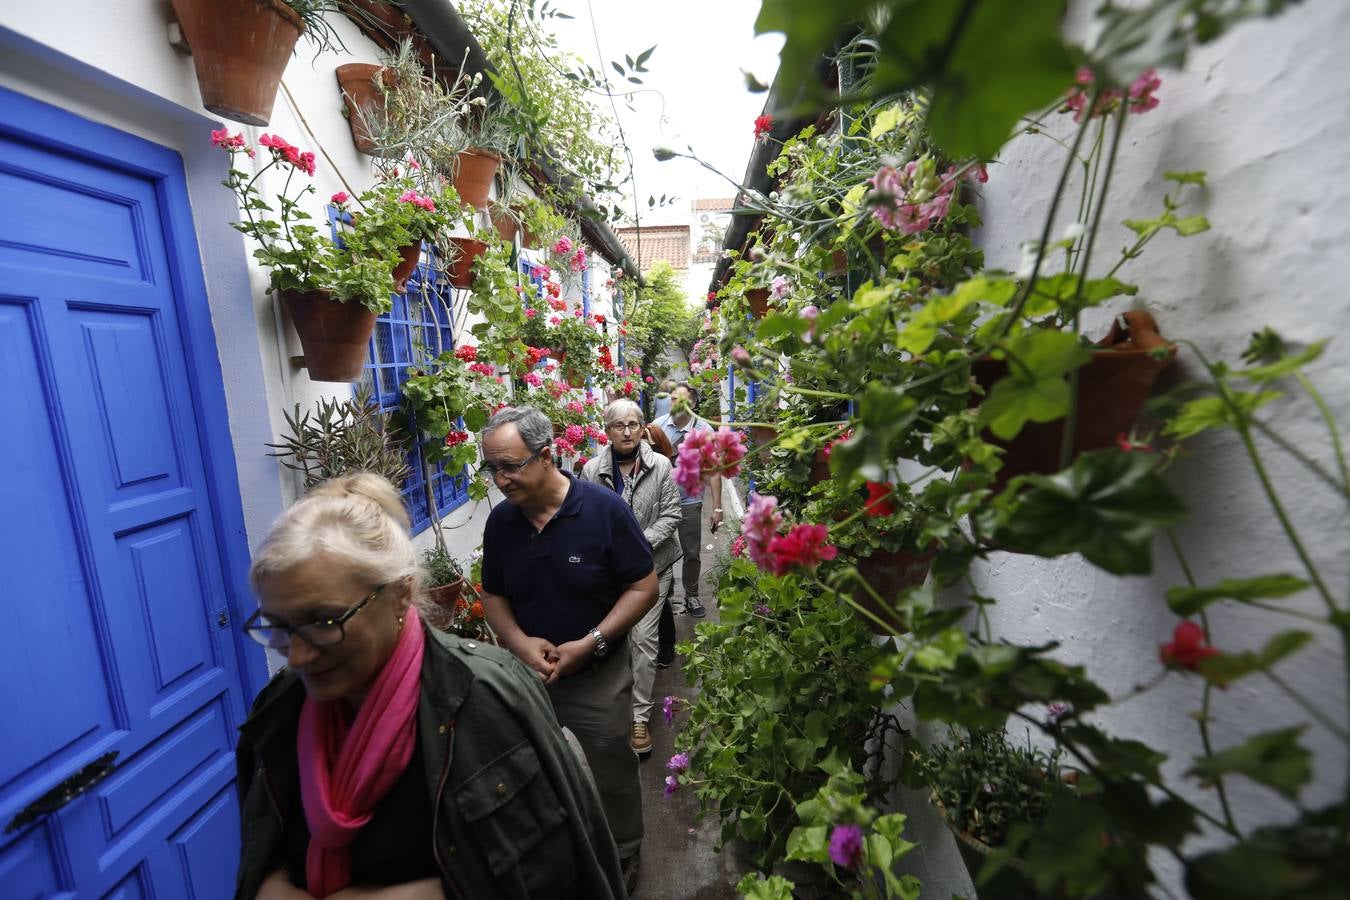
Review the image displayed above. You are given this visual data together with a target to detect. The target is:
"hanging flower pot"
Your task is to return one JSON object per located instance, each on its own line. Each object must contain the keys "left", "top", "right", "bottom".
{"left": 426, "top": 578, "right": 466, "bottom": 614}
{"left": 282, "top": 289, "right": 376, "bottom": 382}
{"left": 391, "top": 240, "right": 422, "bottom": 293}
{"left": 747, "top": 424, "right": 777, "bottom": 462}
{"left": 335, "top": 63, "right": 395, "bottom": 156}
{"left": 850, "top": 545, "right": 936, "bottom": 635}
{"left": 446, "top": 237, "right": 488, "bottom": 289}
{"left": 453, "top": 148, "right": 501, "bottom": 210}
{"left": 170, "top": 0, "right": 304, "bottom": 127}
{"left": 746, "top": 288, "right": 771, "bottom": 319}
{"left": 972, "top": 310, "right": 1176, "bottom": 486}
{"left": 492, "top": 206, "right": 520, "bottom": 244}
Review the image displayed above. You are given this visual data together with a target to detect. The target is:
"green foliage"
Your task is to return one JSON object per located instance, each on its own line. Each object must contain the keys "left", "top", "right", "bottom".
{"left": 401, "top": 348, "right": 509, "bottom": 470}
{"left": 994, "top": 449, "right": 1188, "bottom": 575}
{"left": 1189, "top": 727, "right": 1311, "bottom": 800}
{"left": 916, "top": 729, "right": 1066, "bottom": 850}
{"left": 421, "top": 545, "right": 465, "bottom": 588}
{"left": 626, "top": 261, "right": 698, "bottom": 368}
{"left": 1166, "top": 573, "right": 1311, "bottom": 616}
{"left": 265, "top": 386, "right": 410, "bottom": 489}
{"left": 674, "top": 558, "right": 895, "bottom": 867}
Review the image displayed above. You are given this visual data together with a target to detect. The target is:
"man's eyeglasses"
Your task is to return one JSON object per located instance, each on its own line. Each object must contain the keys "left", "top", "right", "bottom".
{"left": 242, "top": 583, "right": 385, "bottom": 650}
{"left": 608, "top": 421, "right": 644, "bottom": 434}
{"left": 479, "top": 447, "right": 544, "bottom": 480}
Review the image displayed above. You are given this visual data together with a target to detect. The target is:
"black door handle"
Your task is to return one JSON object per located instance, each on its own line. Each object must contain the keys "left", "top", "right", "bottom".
{"left": 5, "top": 751, "right": 119, "bottom": 834}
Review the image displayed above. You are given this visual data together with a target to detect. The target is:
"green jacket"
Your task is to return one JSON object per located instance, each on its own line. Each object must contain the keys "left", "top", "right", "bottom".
{"left": 233, "top": 627, "right": 626, "bottom": 899}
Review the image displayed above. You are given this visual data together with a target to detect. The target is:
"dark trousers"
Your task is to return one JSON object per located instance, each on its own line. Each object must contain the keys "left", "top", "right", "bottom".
{"left": 659, "top": 503, "right": 704, "bottom": 602}
{"left": 657, "top": 596, "right": 675, "bottom": 653}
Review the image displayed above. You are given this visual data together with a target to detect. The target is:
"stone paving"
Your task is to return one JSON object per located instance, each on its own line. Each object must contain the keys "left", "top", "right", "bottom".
{"left": 631, "top": 510, "right": 754, "bottom": 899}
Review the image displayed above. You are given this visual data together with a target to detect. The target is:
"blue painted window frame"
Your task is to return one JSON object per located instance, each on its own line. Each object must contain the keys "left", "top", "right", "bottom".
{"left": 329, "top": 211, "right": 470, "bottom": 532}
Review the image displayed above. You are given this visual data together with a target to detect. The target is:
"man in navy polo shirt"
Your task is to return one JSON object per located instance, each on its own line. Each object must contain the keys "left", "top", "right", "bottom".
{"left": 478, "top": 406, "right": 657, "bottom": 890}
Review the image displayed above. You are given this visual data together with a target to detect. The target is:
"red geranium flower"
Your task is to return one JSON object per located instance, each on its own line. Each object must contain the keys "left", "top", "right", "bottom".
{"left": 753, "top": 115, "right": 773, "bottom": 141}
{"left": 864, "top": 481, "right": 895, "bottom": 517}
{"left": 1160, "top": 621, "right": 1221, "bottom": 672}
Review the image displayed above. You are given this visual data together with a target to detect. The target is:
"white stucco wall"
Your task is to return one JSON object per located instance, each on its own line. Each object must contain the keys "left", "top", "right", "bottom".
{"left": 0, "top": 4, "right": 565, "bottom": 573}
{"left": 903, "top": 3, "right": 1350, "bottom": 897}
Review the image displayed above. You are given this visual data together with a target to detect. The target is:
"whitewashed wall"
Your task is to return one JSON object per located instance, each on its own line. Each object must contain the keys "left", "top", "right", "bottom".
{"left": 0, "top": 4, "right": 566, "bottom": 572}
{"left": 901, "top": 3, "right": 1350, "bottom": 897}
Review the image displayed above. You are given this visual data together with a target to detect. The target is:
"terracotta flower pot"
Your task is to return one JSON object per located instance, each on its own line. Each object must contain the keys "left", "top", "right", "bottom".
{"left": 282, "top": 289, "right": 376, "bottom": 382}
{"left": 851, "top": 546, "right": 936, "bottom": 635}
{"left": 171, "top": 0, "right": 304, "bottom": 127}
{"left": 746, "top": 288, "right": 771, "bottom": 319}
{"left": 453, "top": 148, "right": 501, "bottom": 210}
{"left": 492, "top": 206, "right": 520, "bottom": 244}
{"left": 391, "top": 240, "right": 422, "bottom": 293}
{"left": 747, "top": 424, "right": 777, "bottom": 462}
{"left": 933, "top": 800, "right": 1046, "bottom": 899}
{"left": 446, "top": 237, "right": 488, "bottom": 289}
{"left": 972, "top": 310, "right": 1176, "bottom": 487}
{"left": 335, "top": 63, "right": 394, "bottom": 156}
{"left": 426, "top": 578, "right": 466, "bottom": 612}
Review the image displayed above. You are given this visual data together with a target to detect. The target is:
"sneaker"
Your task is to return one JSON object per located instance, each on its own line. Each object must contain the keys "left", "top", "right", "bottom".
{"left": 621, "top": 850, "right": 641, "bottom": 895}
{"left": 655, "top": 646, "right": 675, "bottom": 668}
{"left": 630, "top": 722, "right": 653, "bottom": 757}
{"left": 685, "top": 597, "right": 706, "bottom": 618}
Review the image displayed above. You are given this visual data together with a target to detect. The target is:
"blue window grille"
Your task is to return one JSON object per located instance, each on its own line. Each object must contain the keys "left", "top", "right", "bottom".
{"left": 328, "top": 210, "right": 469, "bottom": 533}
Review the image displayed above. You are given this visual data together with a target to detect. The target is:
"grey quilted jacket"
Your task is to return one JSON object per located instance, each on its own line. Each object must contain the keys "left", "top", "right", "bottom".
{"left": 580, "top": 441, "right": 683, "bottom": 574}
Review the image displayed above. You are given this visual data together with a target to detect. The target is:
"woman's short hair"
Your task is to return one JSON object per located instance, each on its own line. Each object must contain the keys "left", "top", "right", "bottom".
{"left": 603, "top": 398, "right": 643, "bottom": 428}
{"left": 482, "top": 406, "right": 553, "bottom": 451}
{"left": 249, "top": 472, "right": 429, "bottom": 613}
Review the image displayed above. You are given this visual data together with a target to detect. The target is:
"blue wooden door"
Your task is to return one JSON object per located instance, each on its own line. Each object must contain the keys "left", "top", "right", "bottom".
{"left": 0, "top": 91, "right": 255, "bottom": 898}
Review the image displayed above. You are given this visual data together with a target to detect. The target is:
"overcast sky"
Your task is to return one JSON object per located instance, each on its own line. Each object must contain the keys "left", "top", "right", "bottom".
{"left": 547, "top": 0, "right": 783, "bottom": 226}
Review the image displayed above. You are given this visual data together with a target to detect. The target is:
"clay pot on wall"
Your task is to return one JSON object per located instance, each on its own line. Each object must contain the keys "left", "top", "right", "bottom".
{"left": 282, "top": 290, "right": 376, "bottom": 382}
{"left": 972, "top": 310, "right": 1176, "bottom": 487}
{"left": 171, "top": 0, "right": 304, "bottom": 127}
{"left": 453, "top": 149, "right": 501, "bottom": 210}
{"left": 446, "top": 237, "right": 488, "bottom": 289}
{"left": 851, "top": 545, "right": 936, "bottom": 635}
{"left": 391, "top": 240, "right": 422, "bottom": 293}
{"left": 745, "top": 288, "right": 771, "bottom": 319}
{"left": 335, "top": 63, "right": 395, "bottom": 156}
{"left": 747, "top": 424, "right": 777, "bottom": 462}
{"left": 491, "top": 206, "right": 520, "bottom": 245}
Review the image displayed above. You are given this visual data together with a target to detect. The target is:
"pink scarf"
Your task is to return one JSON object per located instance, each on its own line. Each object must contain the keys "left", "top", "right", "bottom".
{"left": 297, "top": 605, "right": 425, "bottom": 898}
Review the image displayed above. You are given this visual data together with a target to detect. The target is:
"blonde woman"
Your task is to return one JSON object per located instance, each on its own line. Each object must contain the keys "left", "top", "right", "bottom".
{"left": 235, "top": 473, "right": 624, "bottom": 899}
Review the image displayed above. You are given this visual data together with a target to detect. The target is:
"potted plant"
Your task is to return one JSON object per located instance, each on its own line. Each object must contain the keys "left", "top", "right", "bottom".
{"left": 400, "top": 342, "right": 510, "bottom": 502}
{"left": 352, "top": 168, "right": 470, "bottom": 293}
{"left": 335, "top": 62, "right": 396, "bottom": 157}
{"left": 265, "top": 385, "right": 410, "bottom": 489}
{"left": 909, "top": 728, "right": 1076, "bottom": 898}
{"left": 214, "top": 128, "right": 404, "bottom": 381}
{"left": 172, "top": 0, "right": 307, "bottom": 126}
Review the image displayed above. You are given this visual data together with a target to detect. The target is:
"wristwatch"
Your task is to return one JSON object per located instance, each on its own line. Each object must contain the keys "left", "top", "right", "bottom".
{"left": 589, "top": 627, "right": 609, "bottom": 657}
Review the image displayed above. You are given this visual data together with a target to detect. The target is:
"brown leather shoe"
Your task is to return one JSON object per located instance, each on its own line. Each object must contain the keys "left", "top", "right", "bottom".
{"left": 630, "top": 721, "right": 653, "bottom": 757}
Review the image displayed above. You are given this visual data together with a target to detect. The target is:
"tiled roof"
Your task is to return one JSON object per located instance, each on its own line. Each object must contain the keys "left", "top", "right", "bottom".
{"left": 692, "top": 197, "right": 736, "bottom": 211}
{"left": 616, "top": 225, "right": 690, "bottom": 271}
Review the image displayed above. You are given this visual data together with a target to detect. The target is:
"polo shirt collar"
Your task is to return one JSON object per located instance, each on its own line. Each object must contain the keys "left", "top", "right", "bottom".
{"left": 507, "top": 470, "right": 585, "bottom": 524}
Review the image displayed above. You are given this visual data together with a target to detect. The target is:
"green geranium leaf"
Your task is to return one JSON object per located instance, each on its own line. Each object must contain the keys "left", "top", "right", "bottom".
{"left": 1197, "top": 630, "right": 1312, "bottom": 688}
{"left": 785, "top": 825, "right": 830, "bottom": 863}
{"left": 783, "top": 738, "right": 817, "bottom": 772}
{"left": 1236, "top": 340, "right": 1326, "bottom": 382}
{"left": 996, "top": 448, "right": 1187, "bottom": 574}
{"left": 1164, "top": 390, "right": 1281, "bottom": 439}
{"left": 1166, "top": 574, "right": 1310, "bottom": 616}
{"left": 736, "top": 873, "right": 796, "bottom": 900}
{"left": 1190, "top": 727, "right": 1311, "bottom": 799}
{"left": 899, "top": 276, "right": 1017, "bottom": 355}
{"left": 829, "top": 383, "right": 921, "bottom": 481}
{"left": 978, "top": 331, "right": 1091, "bottom": 440}
{"left": 1063, "top": 724, "right": 1166, "bottom": 782}
{"left": 914, "top": 627, "right": 968, "bottom": 671}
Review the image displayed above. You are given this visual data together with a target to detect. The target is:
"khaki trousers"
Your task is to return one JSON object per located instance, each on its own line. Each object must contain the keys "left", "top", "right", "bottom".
{"left": 547, "top": 648, "right": 643, "bottom": 859}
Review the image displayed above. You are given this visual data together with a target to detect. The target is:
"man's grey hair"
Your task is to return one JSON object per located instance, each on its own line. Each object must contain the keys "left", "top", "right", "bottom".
{"left": 603, "top": 398, "right": 644, "bottom": 428}
{"left": 482, "top": 406, "right": 554, "bottom": 451}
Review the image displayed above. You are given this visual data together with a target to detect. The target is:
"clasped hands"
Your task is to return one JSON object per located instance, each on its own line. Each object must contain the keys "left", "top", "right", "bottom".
{"left": 514, "top": 635, "right": 591, "bottom": 684}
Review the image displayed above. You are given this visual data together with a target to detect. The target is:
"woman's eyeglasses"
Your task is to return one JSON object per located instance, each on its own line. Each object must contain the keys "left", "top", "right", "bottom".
{"left": 608, "top": 421, "right": 644, "bottom": 434}
{"left": 242, "top": 583, "right": 385, "bottom": 650}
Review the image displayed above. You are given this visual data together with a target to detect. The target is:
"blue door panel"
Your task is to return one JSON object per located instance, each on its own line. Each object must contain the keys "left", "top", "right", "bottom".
{"left": 0, "top": 294, "right": 121, "bottom": 794}
{"left": 0, "top": 94, "right": 252, "bottom": 899}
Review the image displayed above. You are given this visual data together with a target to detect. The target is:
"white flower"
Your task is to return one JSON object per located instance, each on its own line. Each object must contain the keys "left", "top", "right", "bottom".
{"left": 1062, "top": 222, "right": 1086, "bottom": 242}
